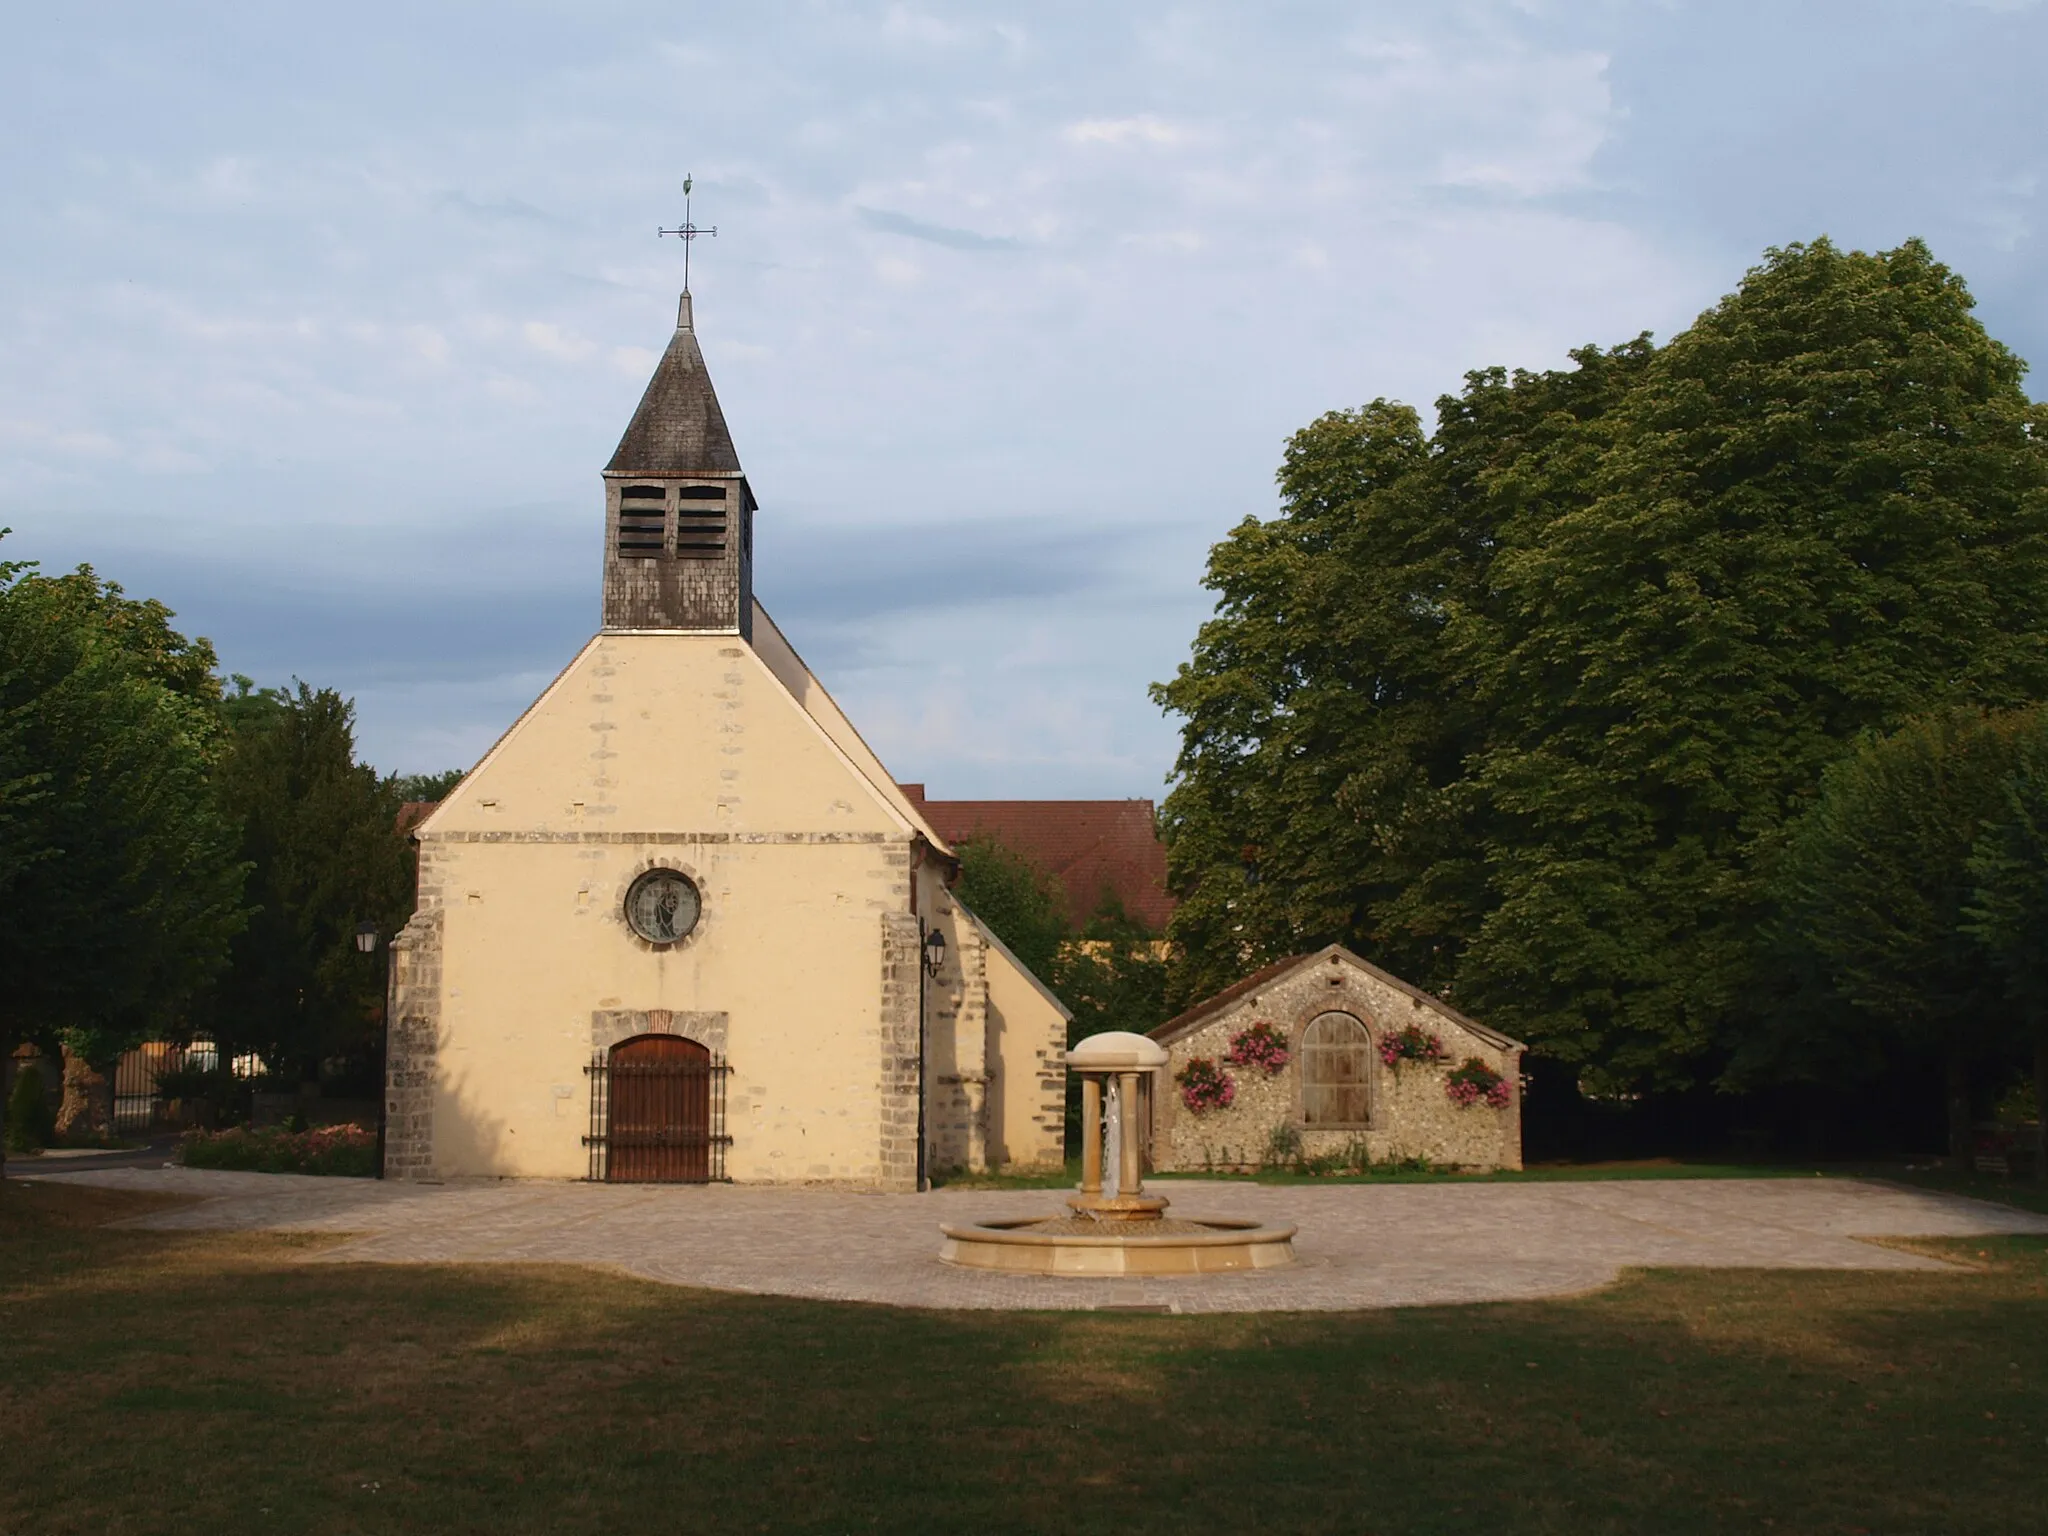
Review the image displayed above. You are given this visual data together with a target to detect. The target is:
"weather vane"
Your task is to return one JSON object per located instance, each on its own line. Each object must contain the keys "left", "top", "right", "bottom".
{"left": 658, "top": 175, "right": 717, "bottom": 294}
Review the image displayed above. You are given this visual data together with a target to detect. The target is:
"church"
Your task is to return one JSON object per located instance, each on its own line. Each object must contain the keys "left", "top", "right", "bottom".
{"left": 382, "top": 290, "right": 1070, "bottom": 1189}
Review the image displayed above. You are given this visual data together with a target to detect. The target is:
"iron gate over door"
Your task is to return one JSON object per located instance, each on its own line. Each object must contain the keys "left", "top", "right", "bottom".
{"left": 584, "top": 1034, "right": 730, "bottom": 1182}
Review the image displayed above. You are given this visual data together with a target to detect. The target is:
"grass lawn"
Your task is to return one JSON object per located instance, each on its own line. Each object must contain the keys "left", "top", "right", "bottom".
{"left": 4, "top": 1180, "right": 2045, "bottom": 1535}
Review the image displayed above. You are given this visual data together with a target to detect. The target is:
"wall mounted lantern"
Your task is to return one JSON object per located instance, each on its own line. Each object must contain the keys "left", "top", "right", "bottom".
{"left": 922, "top": 925, "right": 947, "bottom": 978}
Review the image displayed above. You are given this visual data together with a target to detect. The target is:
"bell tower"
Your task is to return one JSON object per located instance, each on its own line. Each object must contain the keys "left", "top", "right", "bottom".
{"left": 601, "top": 292, "right": 755, "bottom": 638}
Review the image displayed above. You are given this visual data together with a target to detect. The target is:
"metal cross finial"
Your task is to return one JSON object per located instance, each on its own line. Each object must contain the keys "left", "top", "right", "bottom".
{"left": 657, "top": 175, "right": 717, "bottom": 294}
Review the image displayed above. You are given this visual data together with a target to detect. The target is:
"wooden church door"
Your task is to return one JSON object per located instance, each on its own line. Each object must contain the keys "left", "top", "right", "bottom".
{"left": 606, "top": 1034, "right": 713, "bottom": 1182}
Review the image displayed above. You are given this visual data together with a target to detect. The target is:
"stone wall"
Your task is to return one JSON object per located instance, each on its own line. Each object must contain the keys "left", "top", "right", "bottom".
{"left": 1153, "top": 951, "right": 1522, "bottom": 1172}
{"left": 876, "top": 911, "right": 925, "bottom": 1192}
{"left": 927, "top": 906, "right": 990, "bottom": 1174}
{"left": 383, "top": 895, "right": 444, "bottom": 1181}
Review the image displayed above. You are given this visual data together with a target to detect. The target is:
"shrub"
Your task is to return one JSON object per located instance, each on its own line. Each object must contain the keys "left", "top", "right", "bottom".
{"left": 1262, "top": 1122, "right": 1304, "bottom": 1168}
{"left": 1224, "top": 1022, "right": 1290, "bottom": 1074}
{"left": 1446, "top": 1057, "right": 1513, "bottom": 1109}
{"left": 177, "top": 1122, "right": 376, "bottom": 1177}
{"left": 5, "top": 1067, "right": 54, "bottom": 1153}
{"left": 1175, "top": 1056, "right": 1235, "bottom": 1115}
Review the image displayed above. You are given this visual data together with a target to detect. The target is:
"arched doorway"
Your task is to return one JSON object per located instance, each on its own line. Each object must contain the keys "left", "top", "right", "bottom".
{"left": 606, "top": 1033, "right": 714, "bottom": 1182}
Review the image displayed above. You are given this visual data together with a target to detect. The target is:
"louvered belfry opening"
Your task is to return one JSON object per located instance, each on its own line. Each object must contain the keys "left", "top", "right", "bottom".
{"left": 617, "top": 484, "right": 667, "bottom": 558}
{"left": 585, "top": 1034, "right": 730, "bottom": 1182}
{"left": 673, "top": 483, "right": 728, "bottom": 558}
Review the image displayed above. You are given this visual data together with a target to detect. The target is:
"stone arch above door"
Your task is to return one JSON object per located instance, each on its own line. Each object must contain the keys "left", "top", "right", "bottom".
{"left": 591, "top": 1008, "right": 728, "bottom": 1056}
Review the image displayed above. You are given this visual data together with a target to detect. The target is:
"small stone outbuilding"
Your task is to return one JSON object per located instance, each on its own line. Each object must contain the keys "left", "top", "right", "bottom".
{"left": 1148, "top": 946, "right": 1524, "bottom": 1172}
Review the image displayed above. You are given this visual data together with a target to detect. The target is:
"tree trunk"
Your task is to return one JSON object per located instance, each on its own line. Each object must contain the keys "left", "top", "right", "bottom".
{"left": 1946, "top": 1044, "right": 1972, "bottom": 1170}
{"left": 54, "top": 1046, "right": 114, "bottom": 1144}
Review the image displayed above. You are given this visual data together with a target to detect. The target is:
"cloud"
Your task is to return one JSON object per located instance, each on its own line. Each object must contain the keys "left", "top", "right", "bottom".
{"left": 855, "top": 206, "right": 1023, "bottom": 251}
{"left": 610, "top": 344, "right": 658, "bottom": 376}
{"left": 434, "top": 190, "right": 563, "bottom": 226}
{"left": 521, "top": 321, "right": 595, "bottom": 362}
{"left": 1064, "top": 115, "right": 1190, "bottom": 147}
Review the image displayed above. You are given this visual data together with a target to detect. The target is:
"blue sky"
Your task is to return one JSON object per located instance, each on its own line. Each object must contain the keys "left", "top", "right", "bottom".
{"left": 4, "top": 1, "right": 2043, "bottom": 796}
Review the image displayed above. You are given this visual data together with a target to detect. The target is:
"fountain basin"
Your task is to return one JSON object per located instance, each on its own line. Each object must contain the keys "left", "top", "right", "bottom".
{"left": 939, "top": 1215, "right": 1297, "bottom": 1276}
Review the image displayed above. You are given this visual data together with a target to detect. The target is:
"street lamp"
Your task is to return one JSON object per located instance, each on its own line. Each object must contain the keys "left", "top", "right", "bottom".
{"left": 354, "top": 922, "right": 388, "bottom": 1179}
{"left": 922, "top": 925, "right": 947, "bottom": 977}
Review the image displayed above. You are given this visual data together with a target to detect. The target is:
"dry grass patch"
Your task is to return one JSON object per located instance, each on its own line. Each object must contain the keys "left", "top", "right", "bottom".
{"left": 3, "top": 1180, "right": 2045, "bottom": 1535}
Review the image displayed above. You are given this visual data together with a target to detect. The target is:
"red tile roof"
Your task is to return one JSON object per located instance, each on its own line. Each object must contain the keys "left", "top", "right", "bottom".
{"left": 899, "top": 785, "right": 1175, "bottom": 934}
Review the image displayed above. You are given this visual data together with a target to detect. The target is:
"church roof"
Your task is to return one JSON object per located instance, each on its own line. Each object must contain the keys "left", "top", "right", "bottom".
{"left": 605, "top": 294, "right": 743, "bottom": 477}
{"left": 751, "top": 603, "right": 954, "bottom": 856}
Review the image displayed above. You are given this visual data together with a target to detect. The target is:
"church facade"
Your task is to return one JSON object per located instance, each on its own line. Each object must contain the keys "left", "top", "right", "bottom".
{"left": 383, "top": 292, "right": 1069, "bottom": 1189}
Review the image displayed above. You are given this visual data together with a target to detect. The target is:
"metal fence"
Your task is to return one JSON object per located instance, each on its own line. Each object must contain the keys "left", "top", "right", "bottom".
{"left": 110, "top": 1040, "right": 260, "bottom": 1131}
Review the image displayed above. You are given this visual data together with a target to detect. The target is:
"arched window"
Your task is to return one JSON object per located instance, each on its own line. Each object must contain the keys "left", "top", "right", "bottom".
{"left": 1300, "top": 1012, "right": 1372, "bottom": 1127}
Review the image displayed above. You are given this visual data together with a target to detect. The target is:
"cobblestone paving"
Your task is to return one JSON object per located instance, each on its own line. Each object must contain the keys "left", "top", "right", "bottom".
{"left": 24, "top": 1167, "right": 2048, "bottom": 1314}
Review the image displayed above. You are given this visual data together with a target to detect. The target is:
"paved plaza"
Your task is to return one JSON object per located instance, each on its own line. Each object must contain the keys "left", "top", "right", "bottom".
{"left": 23, "top": 1167, "right": 2048, "bottom": 1313}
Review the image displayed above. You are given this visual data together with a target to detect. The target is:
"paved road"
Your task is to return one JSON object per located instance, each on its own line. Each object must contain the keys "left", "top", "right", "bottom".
{"left": 21, "top": 1167, "right": 2048, "bottom": 1314}
{"left": 4, "top": 1136, "right": 182, "bottom": 1175}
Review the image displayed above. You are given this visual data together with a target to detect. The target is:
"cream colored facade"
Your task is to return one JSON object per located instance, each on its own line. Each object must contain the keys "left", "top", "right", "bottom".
{"left": 1150, "top": 947, "right": 1524, "bottom": 1172}
{"left": 383, "top": 296, "right": 1069, "bottom": 1189}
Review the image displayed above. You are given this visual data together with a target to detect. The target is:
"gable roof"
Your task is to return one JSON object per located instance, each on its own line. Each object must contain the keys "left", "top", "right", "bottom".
{"left": 1149, "top": 944, "right": 1524, "bottom": 1052}
{"left": 605, "top": 296, "right": 743, "bottom": 478}
{"left": 899, "top": 789, "right": 1172, "bottom": 932}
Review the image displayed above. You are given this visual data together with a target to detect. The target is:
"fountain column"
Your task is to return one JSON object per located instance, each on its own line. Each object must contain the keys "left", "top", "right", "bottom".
{"left": 1117, "top": 1070, "right": 1143, "bottom": 1196}
{"left": 1064, "top": 1033, "right": 1170, "bottom": 1222}
{"left": 1078, "top": 1075, "right": 1103, "bottom": 1196}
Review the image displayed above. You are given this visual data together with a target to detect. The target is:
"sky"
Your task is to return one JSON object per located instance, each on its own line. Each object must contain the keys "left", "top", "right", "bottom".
{"left": 3, "top": 1, "right": 2044, "bottom": 797}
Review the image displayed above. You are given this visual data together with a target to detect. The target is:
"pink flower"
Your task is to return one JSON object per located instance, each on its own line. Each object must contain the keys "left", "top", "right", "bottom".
{"left": 1176, "top": 1056, "right": 1237, "bottom": 1115}
{"left": 1224, "top": 1022, "right": 1291, "bottom": 1075}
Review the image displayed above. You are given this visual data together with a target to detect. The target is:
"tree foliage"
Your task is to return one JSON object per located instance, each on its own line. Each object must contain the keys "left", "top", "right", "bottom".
{"left": 1763, "top": 709, "right": 2028, "bottom": 1155}
{"left": 1049, "top": 893, "right": 1173, "bottom": 1049}
{"left": 200, "top": 682, "right": 414, "bottom": 1081}
{"left": 1155, "top": 239, "right": 2048, "bottom": 1094}
{"left": 0, "top": 549, "right": 245, "bottom": 1066}
{"left": 391, "top": 768, "right": 465, "bottom": 803}
{"left": 949, "top": 835, "right": 1068, "bottom": 985}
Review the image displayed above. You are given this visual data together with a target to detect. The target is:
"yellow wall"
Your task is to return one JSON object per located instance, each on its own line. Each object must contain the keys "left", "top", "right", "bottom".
{"left": 427, "top": 633, "right": 910, "bottom": 839}
{"left": 978, "top": 917, "right": 1068, "bottom": 1170}
{"left": 424, "top": 838, "right": 905, "bottom": 1181}
{"left": 397, "top": 630, "right": 1065, "bottom": 1186}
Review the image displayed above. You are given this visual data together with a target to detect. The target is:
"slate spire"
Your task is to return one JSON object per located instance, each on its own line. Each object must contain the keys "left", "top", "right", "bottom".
{"left": 605, "top": 293, "right": 743, "bottom": 476}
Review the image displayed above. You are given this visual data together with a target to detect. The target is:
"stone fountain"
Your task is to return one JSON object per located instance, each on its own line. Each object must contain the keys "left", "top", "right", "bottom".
{"left": 938, "top": 1030, "right": 1297, "bottom": 1276}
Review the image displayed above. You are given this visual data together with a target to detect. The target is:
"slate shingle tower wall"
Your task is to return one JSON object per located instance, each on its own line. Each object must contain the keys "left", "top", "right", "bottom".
{"left": 601, "top": 293, "right": 756, "bottom": 637}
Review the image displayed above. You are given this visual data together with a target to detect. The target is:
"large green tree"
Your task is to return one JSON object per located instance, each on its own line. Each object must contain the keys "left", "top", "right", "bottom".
{"left": 1764, "top": 709, "right": 2027, "bottom": 1161}
{"left": 1156, "top": 238, "right": 2048, "bottom": 1097}
{"left": 201, "top": 681, "right": 414, "bottom": 1085}
{"left": 1964, "top": 708, "right": 2048, "bottom": 1169}
{"left": 0, "top": 550, "right": 245, "bottom": 1137}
